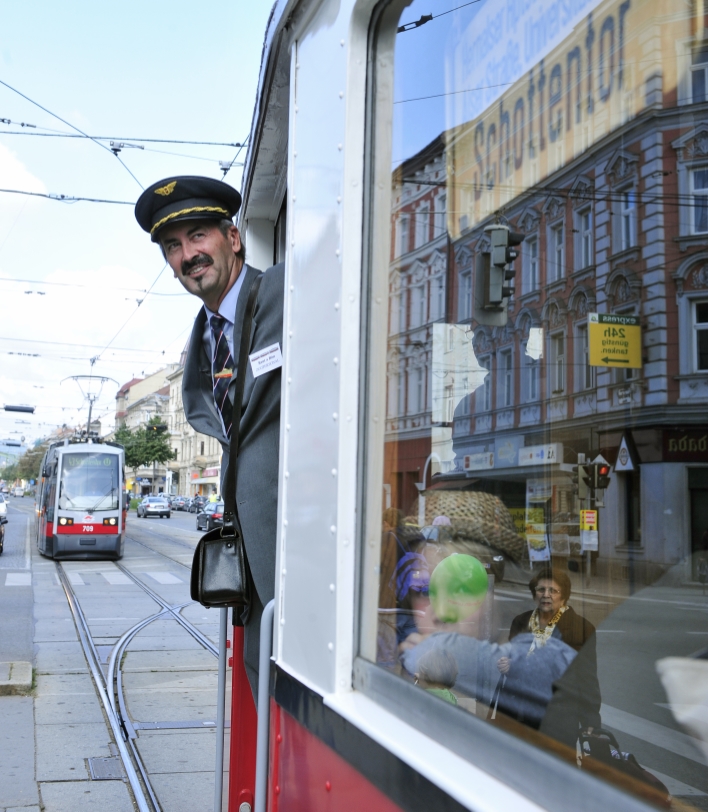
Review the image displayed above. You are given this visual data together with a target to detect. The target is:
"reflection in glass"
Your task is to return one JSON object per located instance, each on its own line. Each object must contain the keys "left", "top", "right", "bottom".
{"left": 364, "top": 0, "right": 708, "bottom": 806}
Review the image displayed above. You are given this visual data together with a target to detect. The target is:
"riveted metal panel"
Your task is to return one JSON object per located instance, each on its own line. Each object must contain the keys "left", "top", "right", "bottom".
{"left": 277, "top": 1, "right": 354, "bottom": 693}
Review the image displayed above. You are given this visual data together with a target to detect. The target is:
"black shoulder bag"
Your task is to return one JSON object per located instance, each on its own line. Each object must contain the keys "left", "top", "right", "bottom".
{"left": 190, "top": 273, "right": 264, "bottom": 608}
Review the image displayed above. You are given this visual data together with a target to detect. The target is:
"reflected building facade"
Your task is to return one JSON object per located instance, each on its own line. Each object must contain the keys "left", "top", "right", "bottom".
{"left": 384, "top": 0, "right": 708, "bottom": 582}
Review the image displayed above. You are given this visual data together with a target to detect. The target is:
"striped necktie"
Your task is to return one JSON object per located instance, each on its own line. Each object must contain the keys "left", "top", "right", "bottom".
{"left": 210, "top": 314, "right": 234, "bottom": 439}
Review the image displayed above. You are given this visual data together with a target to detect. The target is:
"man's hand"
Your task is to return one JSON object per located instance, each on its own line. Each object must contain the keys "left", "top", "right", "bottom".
{"left": 497, "top": 656, "right": 510, "bottom": 674}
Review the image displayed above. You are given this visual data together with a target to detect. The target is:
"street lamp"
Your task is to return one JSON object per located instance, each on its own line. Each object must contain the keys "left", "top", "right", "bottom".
{"left": 3, "top": 405, "right": 35, "bottom": 413}
{"left": 415, "top": 452, "right": 441, "bottom": 527}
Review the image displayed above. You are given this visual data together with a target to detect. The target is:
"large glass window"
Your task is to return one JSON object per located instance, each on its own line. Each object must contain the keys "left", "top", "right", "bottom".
{"left": 362, "top": 2, "right": 708, "bottom": 809}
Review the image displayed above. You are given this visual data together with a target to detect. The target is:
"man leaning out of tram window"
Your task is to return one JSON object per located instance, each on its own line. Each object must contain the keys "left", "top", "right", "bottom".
{"left": 135, "top": 176, "right": 284, "bottom": 699}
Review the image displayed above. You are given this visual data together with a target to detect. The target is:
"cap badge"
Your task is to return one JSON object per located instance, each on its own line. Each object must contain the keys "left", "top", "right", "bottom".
{"left": 155, "top": 181, "right": 177, "bottom": 197}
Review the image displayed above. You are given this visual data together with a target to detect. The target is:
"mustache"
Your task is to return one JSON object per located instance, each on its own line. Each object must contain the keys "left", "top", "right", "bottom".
{"left": 181, "top": 253, "right": 213, "bottom": 275}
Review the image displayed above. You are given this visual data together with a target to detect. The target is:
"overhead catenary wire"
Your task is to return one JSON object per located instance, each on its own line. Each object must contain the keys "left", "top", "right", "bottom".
{"left": 0, "top": 275, "right": 189, "bottom": 296}
{"left": 0, "top": 187, "right": 133, "bottom": 205}
{"left": 0, "top": 78, "right": 144, "bottom": 189}
{"left": 0, "top": 118, "right": 243, "bottom": 147}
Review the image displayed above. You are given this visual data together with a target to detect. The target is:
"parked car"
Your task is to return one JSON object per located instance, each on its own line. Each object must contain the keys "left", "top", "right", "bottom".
{"left": 196, "top": 502, "right": 225, "bottom": 532}
{"left": 137, "top": 496, "right": 171, "bottom": 519}
{"left": 12, "top": 487, "right": 23, "bottom": 497}
{"left": 189, "top": 495, "right": 208, "bottom": 514}
{"left": 0, "top": 494, "right": 7, "bottom": 518}
{"left": 0, "top": 485, "right": 9, "bottom": 494}
{"left": 171, "top": 496, "right": 187, "bottom": 511}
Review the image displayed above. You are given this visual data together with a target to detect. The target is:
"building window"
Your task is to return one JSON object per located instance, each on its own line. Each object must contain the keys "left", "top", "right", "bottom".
{"left": 397, "top": 290, "right": 407, "bottom": 332}
{"left": 415, "top": 207, "right": 430, "bottom": 249}
{"left": 692, "top": 169, "right": 708, "bottom": 234}
{"left": 692, "top": 45, "right": 708, "bottom": 103}
{"left": 549, "top": 223, "right": 564, "bottom": 282}
{"left": 397, "top": 372, "right": 406, "bottom": 416}
{"left": 619, "top": 189, "right": 637, "bottom": 251}
{"left": 443, "top": 383, "right": 454, "bottom": 422}
{"left": 410, "top": 284, "right": 426, "bottom": 327}
{"left": 200, "top": 441, "right": 205, "bottom": 455}
{"left": 477, "top": 355, "right": 491, "bottom": 411}
{"left": 694, "top": 301, "right": 708, "bottom": 370}
{"left": 432, "top": 276, "right": 445, "bottom": 320}
{"left": 522, "top": 338, "right": 540, "bottom": 402}
{"left": 398, "top": 216, "right": 409, "bottom": 256}
{"left": 523, "top": 236, "right": 539, "bottom": 293}
{"left": 550, "top": 333, "right": 565, "bottom": 394}
{"left": 576, "top": 324, "right": 595, "bottom": 390}
{"left": 459, "top": 272, "right": 472, "bottom": 321}
{"left": 415, "top": 367, "right": 425, "bottom": 413}
{"left": 575, "top": 207, "right": 593, "bottom": 268}
{"left": 435, "top": 194, "right": 446, "bottom": 236}
{"left": 499, "top": 349, "right": 513, "bottom": 407}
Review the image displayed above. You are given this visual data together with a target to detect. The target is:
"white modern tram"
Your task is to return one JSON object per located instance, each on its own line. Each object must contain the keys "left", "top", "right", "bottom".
{"left": 228, "top": 0, "right": 708, "bottom": 809}
{"left": 36, "top": 437, "right": 126, "bottom": 560}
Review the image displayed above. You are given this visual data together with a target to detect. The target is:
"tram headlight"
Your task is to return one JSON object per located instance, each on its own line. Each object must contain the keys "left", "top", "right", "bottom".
{"left": 58, "top": 517, "right": 74, "bottom": 526}
{"left": 103, "top": 518, "right": 117, "bottom": 526}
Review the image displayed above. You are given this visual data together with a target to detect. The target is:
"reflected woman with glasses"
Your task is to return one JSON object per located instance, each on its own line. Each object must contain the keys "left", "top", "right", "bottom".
{"left": 497, "top": 567, "right": 602, "bottom": 744}
{"left": 505, "top": 569, "right": 594, "bottom": 657}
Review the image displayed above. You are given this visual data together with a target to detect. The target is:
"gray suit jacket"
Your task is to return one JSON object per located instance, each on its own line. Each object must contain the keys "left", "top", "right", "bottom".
{"left": 182, "top": 263, "right": 284, "bottom": 605}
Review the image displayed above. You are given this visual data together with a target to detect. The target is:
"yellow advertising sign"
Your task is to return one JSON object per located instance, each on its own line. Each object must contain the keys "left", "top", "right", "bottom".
{"left": 580, "top": 510, "right": 598, "bottom": 531}
{"left": 588, "top": 314, "right": 642, "bottom": 369}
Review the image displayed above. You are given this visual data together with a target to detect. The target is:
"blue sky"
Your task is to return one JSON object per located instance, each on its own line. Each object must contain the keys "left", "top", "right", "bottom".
{"left": 0, "top": 1, "right": 273, "bottom": 445}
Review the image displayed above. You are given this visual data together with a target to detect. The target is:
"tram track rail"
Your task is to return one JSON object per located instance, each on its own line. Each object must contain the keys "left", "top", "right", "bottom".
{"left": 55, "top": 545, "right": 221, "bottom": 812}
{"left": 56, "top": 562, "right": 157, "bottom": 812}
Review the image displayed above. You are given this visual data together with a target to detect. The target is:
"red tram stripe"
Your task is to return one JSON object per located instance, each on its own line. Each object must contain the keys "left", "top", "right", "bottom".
{"left": 55, "top": 524, "right": 118, "bottom": 534}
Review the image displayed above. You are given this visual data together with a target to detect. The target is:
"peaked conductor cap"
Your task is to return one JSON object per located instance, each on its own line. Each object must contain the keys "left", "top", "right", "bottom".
{"left": 135, "top": 176, "right": 242, "bottom": 242}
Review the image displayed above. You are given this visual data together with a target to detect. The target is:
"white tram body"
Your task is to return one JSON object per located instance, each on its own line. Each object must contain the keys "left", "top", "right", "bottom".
{"left": 237, "top": 0, "right": 708, "bottom": 809}
{"left": 36, "top": 438, "right": 126, "bottom": 560}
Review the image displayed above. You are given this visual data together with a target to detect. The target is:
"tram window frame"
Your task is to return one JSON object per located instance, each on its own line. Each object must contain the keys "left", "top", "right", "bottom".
{"left": 356, "top": 3, "right": 676, "bottom": 811}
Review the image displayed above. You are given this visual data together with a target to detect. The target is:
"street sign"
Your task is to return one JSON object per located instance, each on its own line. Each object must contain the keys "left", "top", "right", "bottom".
{"left": 580, "top": 509, "right": 597, "bottom": 531}
{"left": 464, "top": 452, "right": 494, "bottom": 471}
{"left": 588, "top": 313, "right": 642, "bottom": 368}
{"left": 518, "top": 443, "right": 563, "bottom": 466}
{"left": 614, "top": 436, "right": 635, "bottom": 472}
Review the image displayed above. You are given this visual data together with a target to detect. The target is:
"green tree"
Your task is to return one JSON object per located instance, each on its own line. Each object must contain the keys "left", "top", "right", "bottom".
{"left": 18, "top": 443, "right": 49, "bottom": 482}
{"left": 115, "top": 418, "right": 174, "bottom": 494}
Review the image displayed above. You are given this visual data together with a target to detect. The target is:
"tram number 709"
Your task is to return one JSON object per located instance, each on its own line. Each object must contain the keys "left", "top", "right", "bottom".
{"left": 82, "top": 525, "right": 94, "bottom": 533}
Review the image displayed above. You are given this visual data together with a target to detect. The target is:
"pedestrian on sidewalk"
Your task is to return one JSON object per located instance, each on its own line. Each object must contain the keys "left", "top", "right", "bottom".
{"left": 135, "top": 176, "right": 284, "bottom": 698}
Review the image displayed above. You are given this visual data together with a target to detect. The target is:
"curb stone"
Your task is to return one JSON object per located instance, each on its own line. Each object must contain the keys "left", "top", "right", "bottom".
{"left": 0, "top": 661, "right": 32, "bottom": 695}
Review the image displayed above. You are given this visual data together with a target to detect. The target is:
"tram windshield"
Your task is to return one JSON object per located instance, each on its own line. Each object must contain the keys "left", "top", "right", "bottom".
{"left": 362, "top": 0, "right": 708, "bottom": 806}
{"left": 58, "top": 453, "right": 120, "bottom": 512}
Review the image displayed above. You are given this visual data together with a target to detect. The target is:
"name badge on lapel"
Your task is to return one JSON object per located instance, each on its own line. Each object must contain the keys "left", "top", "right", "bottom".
{"left": 249, "top": 342, "right": 283, "bottom": 377}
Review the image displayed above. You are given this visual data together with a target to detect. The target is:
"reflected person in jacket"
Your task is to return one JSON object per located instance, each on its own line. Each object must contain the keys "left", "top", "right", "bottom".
{"left": 499, "top": 568, "right": 601, "bottom": 741}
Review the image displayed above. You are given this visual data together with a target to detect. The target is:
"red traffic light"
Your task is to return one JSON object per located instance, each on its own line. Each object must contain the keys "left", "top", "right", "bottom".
{"left": 597, "top": 463, "right": 611, "bottom": 477}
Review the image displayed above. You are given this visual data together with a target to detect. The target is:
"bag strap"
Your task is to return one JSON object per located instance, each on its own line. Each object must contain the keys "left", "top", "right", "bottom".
{"left": 222, "top": 273, "right": 263, "bottom": 525}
